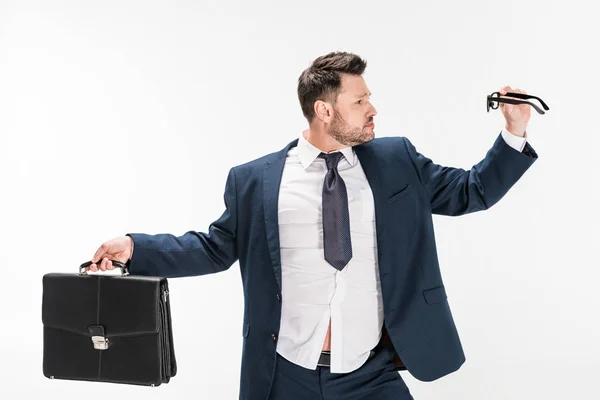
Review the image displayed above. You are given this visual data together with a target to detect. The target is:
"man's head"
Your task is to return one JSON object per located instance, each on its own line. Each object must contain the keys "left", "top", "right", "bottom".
{"left": 297, "top": 51, "right": 377, "bottom": 147}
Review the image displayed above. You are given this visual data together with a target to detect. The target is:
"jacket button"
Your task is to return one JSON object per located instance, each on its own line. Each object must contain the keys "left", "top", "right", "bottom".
{"left": 272, "top": 334, "right": 277, "bottom": 341}
{"left": 276, "top": 294, "right": 281, "bottom": 301}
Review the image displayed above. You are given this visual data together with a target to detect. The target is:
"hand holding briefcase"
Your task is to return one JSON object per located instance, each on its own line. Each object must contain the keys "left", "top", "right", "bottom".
{"left": 42, "top": 260, "right": 177, "bottom": 386}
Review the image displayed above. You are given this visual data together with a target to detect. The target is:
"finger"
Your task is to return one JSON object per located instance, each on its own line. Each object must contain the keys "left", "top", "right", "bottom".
{"left": 500, "top": 86, "right": 516, "bottom": 109}
{"left": 100, "top": 257, "right": 108, "bottom": 271}
{"left": 91, "top": 263, "right": 98, "bottom": 272}
{"left": 107, "top": 259, "right": 115, "bottom": 270}
{"left": 92, "top": 243, "right": 107, "bottom": 264}
{"left": 500, "top": 85, "right": 512, "bottom": 95}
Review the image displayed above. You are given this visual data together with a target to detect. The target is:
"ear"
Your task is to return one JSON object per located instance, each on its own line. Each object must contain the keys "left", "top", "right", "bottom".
{"left": 314, "top": 100, "right": 331, "bottom": 122}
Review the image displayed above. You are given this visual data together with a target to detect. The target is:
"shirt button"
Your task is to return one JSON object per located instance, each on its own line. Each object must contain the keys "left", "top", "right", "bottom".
{"left": 272, "top": 334, "right": 277, "bottom": 341}
{"left": 276, "top": 294, "right": 281, "bottom": 301}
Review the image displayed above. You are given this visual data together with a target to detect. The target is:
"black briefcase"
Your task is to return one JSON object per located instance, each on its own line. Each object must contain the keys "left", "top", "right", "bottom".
{"left": 42, "top": 260, "right": 177, "bottom": 386}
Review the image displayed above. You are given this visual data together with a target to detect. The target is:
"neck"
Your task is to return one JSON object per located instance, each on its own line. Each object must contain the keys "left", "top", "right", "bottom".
{"left": 303, "top": 127, "right": 347, "bottom": 153}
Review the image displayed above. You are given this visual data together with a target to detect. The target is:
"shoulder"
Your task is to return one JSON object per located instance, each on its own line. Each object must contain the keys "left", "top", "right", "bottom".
{"left": 229, "top": 143, "right": 291, "bottom": 179}
{"left": 364, "top": 136, "right": 410, "bottom": 154}
{"left": 370, "top": 136, "right": 406, "bottom": 146}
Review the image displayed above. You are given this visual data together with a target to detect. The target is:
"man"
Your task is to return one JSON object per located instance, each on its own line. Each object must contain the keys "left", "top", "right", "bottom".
{"left": 88, "top": 51, "right": 538, "bottom": 399}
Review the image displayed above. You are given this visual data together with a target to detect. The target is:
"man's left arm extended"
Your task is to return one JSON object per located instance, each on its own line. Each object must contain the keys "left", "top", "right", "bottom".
{"left": 403, "top": 129, "right": 538, "bottom": 216}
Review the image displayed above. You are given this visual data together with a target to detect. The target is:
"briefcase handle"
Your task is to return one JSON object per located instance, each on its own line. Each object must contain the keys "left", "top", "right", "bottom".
{"left": 79, "top": 260, "right": 129, "bottom": 276}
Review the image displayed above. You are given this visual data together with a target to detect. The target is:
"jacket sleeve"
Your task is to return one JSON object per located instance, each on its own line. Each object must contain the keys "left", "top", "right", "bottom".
{"left": 125, "top": 167, "right": 239, "bottom": 278}
{"left": 403, "top": 131, "right": 538, "bottom": 216}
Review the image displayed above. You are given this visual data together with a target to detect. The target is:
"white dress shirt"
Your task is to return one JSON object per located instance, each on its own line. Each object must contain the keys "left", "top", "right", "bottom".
{"left": 275, "top": 128, "right": 527, "bottom": 373}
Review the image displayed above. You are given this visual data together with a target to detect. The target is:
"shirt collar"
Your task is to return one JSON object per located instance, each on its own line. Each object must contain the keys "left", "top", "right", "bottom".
{"left": 297, "top": 133, "right": 356, "bottom": 170}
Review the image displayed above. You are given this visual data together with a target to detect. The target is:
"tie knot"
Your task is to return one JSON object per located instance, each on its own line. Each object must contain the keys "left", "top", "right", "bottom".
{"left": 318, "top": 152, "right": 344, "bottom": 170}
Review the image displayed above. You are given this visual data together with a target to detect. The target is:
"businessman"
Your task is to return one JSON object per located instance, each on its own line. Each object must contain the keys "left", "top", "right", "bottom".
{"left": 88, "top": 51, "right": 538, "bottom": 399}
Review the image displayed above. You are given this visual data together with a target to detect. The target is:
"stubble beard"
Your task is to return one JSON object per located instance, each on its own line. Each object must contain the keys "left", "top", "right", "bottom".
{"left": 328, "top": 109, "right": 374, "bottom": 147}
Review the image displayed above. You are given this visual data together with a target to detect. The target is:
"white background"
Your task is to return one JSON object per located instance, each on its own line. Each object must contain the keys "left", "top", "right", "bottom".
{"left": 1, "top": 0, "right": 599, "bottom": 399}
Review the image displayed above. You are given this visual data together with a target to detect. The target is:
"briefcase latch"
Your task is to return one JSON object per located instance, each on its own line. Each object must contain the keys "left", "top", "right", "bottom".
{"left": 88, "top": 325, "right": 109, "bottom": 350}
{"left": 91, "top": 335, "right": 109, "bottom": 350}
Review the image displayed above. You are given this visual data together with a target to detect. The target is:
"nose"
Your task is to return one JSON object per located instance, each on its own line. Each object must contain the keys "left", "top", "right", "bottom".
{"left": 369, "top": 102, "right": 377, "bottom": 118}
{"left": 368, "top": 108, "right": 377, "bottom": 121}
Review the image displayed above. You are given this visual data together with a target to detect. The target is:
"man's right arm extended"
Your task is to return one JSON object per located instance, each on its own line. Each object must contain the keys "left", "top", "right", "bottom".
{"left": 126, "top": 167, "right": 238, "bottom": 278}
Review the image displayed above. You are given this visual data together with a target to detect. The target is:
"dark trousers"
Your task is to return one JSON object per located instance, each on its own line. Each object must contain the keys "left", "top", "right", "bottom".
{"left": 268, "top": 341, "right": 414, "bottom": 400}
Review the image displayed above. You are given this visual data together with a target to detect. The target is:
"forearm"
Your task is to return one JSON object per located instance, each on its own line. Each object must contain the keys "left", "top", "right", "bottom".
{"left": 404, "top": 131, "right": 538, "bottom": 216}
{"left": 126, "top": 230, "right": 238, "bottom": 278}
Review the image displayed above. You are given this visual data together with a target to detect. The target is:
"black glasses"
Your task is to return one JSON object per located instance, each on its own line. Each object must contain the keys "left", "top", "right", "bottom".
{"left": 487, "top": 92, "right": 549, "bottom": 115}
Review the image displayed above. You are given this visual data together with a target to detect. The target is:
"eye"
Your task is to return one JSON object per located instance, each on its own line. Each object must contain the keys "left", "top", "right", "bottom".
{"left": 356, "top": 100, "right": 363, "bottom": 104}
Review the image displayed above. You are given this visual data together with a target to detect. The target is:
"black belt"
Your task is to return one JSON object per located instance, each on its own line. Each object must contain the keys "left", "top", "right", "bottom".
{"left": 316, "top": 350, "right": 376, "bottom": 368}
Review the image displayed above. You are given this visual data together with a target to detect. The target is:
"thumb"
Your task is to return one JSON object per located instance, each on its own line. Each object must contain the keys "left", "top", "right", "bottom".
{"left": 91, "top": 243, "right": 110, "bottom": 264}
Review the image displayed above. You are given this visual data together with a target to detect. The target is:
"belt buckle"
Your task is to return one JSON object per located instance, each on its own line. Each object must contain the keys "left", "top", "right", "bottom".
{"left": 317, "top": 351, "right": 331, "bottom": 367}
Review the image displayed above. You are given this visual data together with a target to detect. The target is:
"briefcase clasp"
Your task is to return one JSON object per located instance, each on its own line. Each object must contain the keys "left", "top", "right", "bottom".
{"left": 88, "top": 325, "right": 109, "bottom": 350}
{"left": 91, "top": 335, "right": 109, "bottom": 350}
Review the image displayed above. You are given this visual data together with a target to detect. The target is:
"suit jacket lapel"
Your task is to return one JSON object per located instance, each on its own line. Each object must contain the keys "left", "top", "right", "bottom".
{"left": 263, "top": 138, "right": 298, "bottom": 292}
{"left": 353, "top": 142, "right": 387, "bottom": 263}
{"left": 355, "top": 140, "right": 415, "bottom": 291}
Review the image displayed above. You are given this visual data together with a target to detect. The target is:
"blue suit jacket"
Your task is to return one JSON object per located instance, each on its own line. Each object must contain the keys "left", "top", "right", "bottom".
{"left": 127, "top": 132, "right": 538, "bottom": 400}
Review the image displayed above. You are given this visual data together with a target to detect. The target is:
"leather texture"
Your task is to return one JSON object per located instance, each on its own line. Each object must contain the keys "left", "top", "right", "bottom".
{"left": 41, "top": 271, "right": 177, "bottom": 386}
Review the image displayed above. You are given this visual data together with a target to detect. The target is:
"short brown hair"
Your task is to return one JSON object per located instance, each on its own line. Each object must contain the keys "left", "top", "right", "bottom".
{"left": 297, "top": 51, "right": 367, "bottom": 123}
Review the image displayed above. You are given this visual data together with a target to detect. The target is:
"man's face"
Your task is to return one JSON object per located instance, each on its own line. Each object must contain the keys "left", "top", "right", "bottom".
{"left": 327, "top": 74, "right": 377, "bottom": 146}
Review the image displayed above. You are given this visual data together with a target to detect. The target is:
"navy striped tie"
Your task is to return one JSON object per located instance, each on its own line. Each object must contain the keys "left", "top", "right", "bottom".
{"left": 319, "top": 152, "right": 352, "bottom": 271}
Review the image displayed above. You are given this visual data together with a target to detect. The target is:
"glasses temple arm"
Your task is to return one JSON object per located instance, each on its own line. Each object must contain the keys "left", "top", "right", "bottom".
{"left": 490, "top": 97, "right": 545, "bottom": 115}
{"left": 502, "top": 92, "right": 550, "bottom": 110}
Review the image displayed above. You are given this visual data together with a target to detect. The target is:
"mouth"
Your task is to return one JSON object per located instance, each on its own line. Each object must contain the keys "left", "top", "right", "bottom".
{"left": 365, "top": 121, "right": 374, "bottom": 128}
